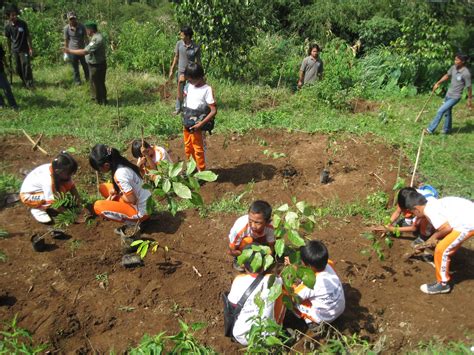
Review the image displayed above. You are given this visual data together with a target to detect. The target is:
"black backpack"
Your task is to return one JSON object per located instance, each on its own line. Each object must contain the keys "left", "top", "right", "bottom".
{"left": 182, "top": 107, "right": 215, "bottom": 134}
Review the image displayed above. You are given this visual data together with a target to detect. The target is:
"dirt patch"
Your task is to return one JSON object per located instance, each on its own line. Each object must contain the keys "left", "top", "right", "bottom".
{"left": 350, "top": 98, "right": 380, "bottom": 113}
{"left": 143, "top": 82, "right": 173, "bottom": 102}
{"left": 0, "top": 130, "right": 473, "bottom": 353}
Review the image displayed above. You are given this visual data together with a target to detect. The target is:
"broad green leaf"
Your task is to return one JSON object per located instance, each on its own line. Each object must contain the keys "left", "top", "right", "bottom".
{"left": 172, "top": 182, "right": 192, "bottom": 199}
{"left": 169, "top": 162, "right": 184, "bottom": 178}
{"left": 66, "top": 147, "right": 76, "bottom": 153}
{"left": 297, "top": 266, "right": 316, "bottom": 289}
{"left": 146, "top": 197, "right": 156, "bottom": 215}
{"left": 191, "top": 322, "right": 206, "bottom": 331}
{"left": 169, "top": 198, "right": 178, "bottom": 216}
{"left": 190, "top": 191, "right": 204, "bottom": 206}
{"left": 194, "top": 170, "right": 218, "bottom": 182}
{"left": 178, "top": 319, "right": 189, "bottom": 332}
{"left": 263, "top": 254, "right": 274, "bottom": 271}
{"left": 267, "top": 283, "right": 282, "bottom": 303}
{"left": 287, "top": 229, "right": 305, "bottom": 247}
{"left": 237, "top": 248, "right": 253, "bottom": 266}
{"left": 162, "top": 179, "right": 171, "bottom": 193}
{"left": 385, "top": 236, "right": 393, "bottom": 248}
{"left": 250, "top": 252, "right": 262, "bottom": 272}
{"left": 274, "top": 228, "right": 285, "bottom": 238}
{"left": 142, "top": 183, "right": 153, "bottom": 190}
{"left": 291, "top": 196, "right": 297, "bottom": 204}
{"left": 188, "top": 176, "right": 200, "bottom": 191}
{"left": 302, "top": 221, "right": 314, "bottom": 233}
{"left": 131, "top": 239, "right": 144, "bottom": 247}
{"left": 148, "top": 169, "right": 160, "bottom": 176}
{"left": 296, "top": 201, "right": 306, "bottom": 213}
{"left": 251, "top": 244, "right": 262, "bottom": 252}
{"left": 272, "top": 214, "right": 281, "bottom": 228}
{"left": 261, "top": 245, "right": 271, "bottom": 255}
{"left": 265, "top": 335, "right": 283, "bottom": 346}
{"left": 152, "top": 244, "right": 158, "bottom": 253}
{"left": 276, "top": 203, "right": 289, "bottom": 212}
{"left": 254, "top": 291, "right": 264, "bottom": 311}
{"left": 186, "top": 157, "right": 197, "bottom": 176}
{"left": 153, "top": 189, "right": 166, "bottom": 197}
{"left": 281, "top": 265, "right": 297, "bottom": 288}
{"left": 285, "top": 211, "right": 299, "bottom": 224}
{"left": 267, "top": 274, "right": 276, "bottom": 288}
{"left": 275, "top": 239, "right": 285, "bottom": 257}
{"left": 282, "top": 295, "right": 294, "bottom": 310}
{"left": 140, "top": 243, "right": 149, "bottom": 258}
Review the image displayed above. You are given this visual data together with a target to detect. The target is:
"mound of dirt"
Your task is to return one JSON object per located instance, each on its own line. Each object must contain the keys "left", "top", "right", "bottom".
{"left": 0, "top": 131, "right": 472, "bottom": 353}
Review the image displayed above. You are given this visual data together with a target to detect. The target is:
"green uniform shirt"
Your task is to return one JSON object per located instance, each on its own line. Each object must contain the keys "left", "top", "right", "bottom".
{"left": 85, "top": 32, "right": 106, "bottom": 64}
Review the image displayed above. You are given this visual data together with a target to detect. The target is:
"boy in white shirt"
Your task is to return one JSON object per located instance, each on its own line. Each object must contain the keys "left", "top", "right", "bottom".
{"left": 405, "top": 191, "right": 474, "bottom": 294}
{"left": 291, "top": 240, "right": 345, "bottom": 326}
{"left": 182, "top": 63, "right": 216, "bottom": 171}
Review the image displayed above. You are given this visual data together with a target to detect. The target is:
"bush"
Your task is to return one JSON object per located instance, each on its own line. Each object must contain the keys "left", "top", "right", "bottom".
{"left": 359, "top": 16, "right": 401, "bottom": 50}
{"left": 111, "top": 20, "right": 175, "bottom": 73}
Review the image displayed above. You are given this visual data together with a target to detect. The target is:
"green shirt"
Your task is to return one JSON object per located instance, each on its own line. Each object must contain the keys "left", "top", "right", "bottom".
{"left": 85, "top": 32, "right": 106, "bottom": 64}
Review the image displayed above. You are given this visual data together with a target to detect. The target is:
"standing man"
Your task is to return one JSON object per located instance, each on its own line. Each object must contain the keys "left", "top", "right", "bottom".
{"left": 168, "top": 26, "right": 201, "bottom": 115}
{"left": 64, "top": 11, "right": 89, "bottom": 85}
{"left": 4, "top": 6, "right": 34, "bottom": 89}
{"left": 64, "top": 21, "right": 107, "bottom": 105}
{"left": 298, "top": 44, "right": 323, "bottom": 89}
{"left": 0, "top": 43, "right": 18, "bottom": 109}
{"left": 425, "top": 53, "right": 472, "bottom": 135}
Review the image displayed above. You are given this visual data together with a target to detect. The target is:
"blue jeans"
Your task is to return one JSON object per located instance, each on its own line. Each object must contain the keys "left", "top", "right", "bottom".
{"left": 0, "top": 72, "right": 18, "bottom": 108}
{"left": 427, "top": 96, "right": 460, "bottom": 134}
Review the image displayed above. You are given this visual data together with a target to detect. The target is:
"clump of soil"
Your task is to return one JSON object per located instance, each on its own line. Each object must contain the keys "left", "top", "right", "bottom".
{"left": 0, "top": 130, "right": 473, "bottom": 353}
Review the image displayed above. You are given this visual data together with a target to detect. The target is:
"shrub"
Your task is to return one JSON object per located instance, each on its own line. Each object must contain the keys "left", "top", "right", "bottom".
{"left": 359, "top": 16, "right": 401, "bottom": 50}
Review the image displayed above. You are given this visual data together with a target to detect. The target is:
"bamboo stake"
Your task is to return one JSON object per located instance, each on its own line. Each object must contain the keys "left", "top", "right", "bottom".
{"left": 414, "top": 91, "right": 434, "bottom": 122}
{"left": 32, "top": 133, "right": 43, "bottom": 151}
{"left": 141, "top": 126, "right": 144, "bottom": 149}
{"left": 22, "top": 130, "right": 49, "bottom": 155}
{"left": 410, "top": 129, "right": 425, "bottom": 187}
{"left": 95, "top": 171, "right": 100, "bottom": 197}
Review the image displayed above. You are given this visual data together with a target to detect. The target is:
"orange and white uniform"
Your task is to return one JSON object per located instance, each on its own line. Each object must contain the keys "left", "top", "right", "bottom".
{"left": 136, "top": 144, "right": 172, "bottom": 175}
{"left": 228, "top": 215, "right": 275, "bottom": 251}
{"left": 227, "top": 273, "right": 285, "bottom": 345}
{"left": 94, "top": 165, "right": 151, "bottom": 223}
{"left": 424, "top": 197, "right": 474, "bottom": 283}
{"left": 183, "top": 82, "right": 216, "bottom": 171}
{"left": 293, "top": 261, "right": 345, "bottom": 324}
{"left": 20, "top": 164, "right": 75, "bottom": 209}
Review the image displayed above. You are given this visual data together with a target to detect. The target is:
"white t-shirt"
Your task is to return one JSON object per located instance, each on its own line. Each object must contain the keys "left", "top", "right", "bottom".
{"left": 294, "top": 263, "right": 345, "bottom": 324}
{"left": 184, "top": 83, "right": 215, "bottom": 112}
{"left": 228, "top": 215, "right": 275, "bottom": 249}
{"left": 424, "top": 197, "right": 474, "bottom": 231}
{"left": 136, "top": 145, "right": 172, "bottom": 168}
{"left": 114, "top": 165, "right": 151, "bottom": 217}
{"left": 228, "top": 274, "right": 283, "bottom": 345}
{"left": 405, "top": 188, "right": 437, "bottom": 226}
{"left": 20, "top": 164, "right": 75, "bottom": 204}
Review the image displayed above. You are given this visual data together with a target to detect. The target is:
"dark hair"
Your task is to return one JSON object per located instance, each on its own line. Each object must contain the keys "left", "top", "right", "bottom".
{"left": 300, "top": 240, "right": 328, "bottom": 272}
{"left": 397, "top": 187, "right": 417, "bottom": 210}
{"left": 455, "top": 53, "right": 469, "bottom": 64}
{"left": 184, "top": 62, "right": 204, "bottom": 80}
{"left": 403, "top": 190, "right": 428, "bottom": 209}
{"left": 89, "top": 144, "right": 142, "bottom": 193}
{"left": 249, "top": 200, "right": 272, "bottom": 222}
{"left": 131, "top": 139, "right": 151, "bottom": 159}
{"left": 308, "top": 43, "right": 320, "bottom": 56}
{"left": 84, "top": 22, "right": 98, "bottom": 32}
{"left": 52, "top": 151, "right": 78, "bottom": 191}
{"left": 6, "top": 6, "right": 19, "bottom": 16}
{"left": 180, "top": 25, "right": 193, "bottom": 38}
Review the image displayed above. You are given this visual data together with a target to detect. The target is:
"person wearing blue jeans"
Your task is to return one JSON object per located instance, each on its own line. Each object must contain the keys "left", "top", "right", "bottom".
{"left": 426, "top": 54, "right": 472, "bottom": 135}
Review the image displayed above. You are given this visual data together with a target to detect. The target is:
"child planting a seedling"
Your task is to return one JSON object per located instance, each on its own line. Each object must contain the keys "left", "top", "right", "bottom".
{"left": 288, "top": 240, "right": 345, "bottom": 327}
{"left": 226, "top": 246, "right": 285, "bottom": 345}
{"left": 181, "top": 62, "right": 216, "bottom": 171}
{"left": 228, "top": 200, "right": 275, "bottom": 271}
{"left": 403, "top": 191, "right": 474, "bottom": 294}
{"left": 20, "top": 151, "right": 81, "bottom": 224}
{"left": 131, "top": 139, "right": 172, "bottom": 177}
{"left": 384, "top": 186, "right": 438, "bottom": 246}
{"left": 89, "top": 144, "right": 151, "bottom": 238}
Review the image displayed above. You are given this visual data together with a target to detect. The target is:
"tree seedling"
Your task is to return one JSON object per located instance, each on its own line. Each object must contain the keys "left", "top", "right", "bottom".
{"left": 95, "top": 272, "right": 109, "bottom": 289}
{"left": 131, "top": 239, "right": 169, "bottom": 260}
{"left": 118, "top": 306, "right": 135, "bottom": 312}
{"left": 68, "top": 239, "right": 82, "bottom": 257}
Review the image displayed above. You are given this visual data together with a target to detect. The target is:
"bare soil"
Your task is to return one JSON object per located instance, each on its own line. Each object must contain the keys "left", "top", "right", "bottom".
{"left": 0, "top": 130, "right": 473, "bottom": 353}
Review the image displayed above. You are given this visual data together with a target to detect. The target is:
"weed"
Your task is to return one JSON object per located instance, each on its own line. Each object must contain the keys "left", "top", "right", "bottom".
{"left": 0, "top": 230, "right": 9, "bottom": 239}
{"left": 0, "top": 315, "right": 48, "bottom": 354}
{"left": 95, "top": 273, "right": 109, "bottom": 288}
{"left": 0, "top": 250, "right": 6, "bottom": 262}
{"left": 263, "top": 149, "right": 286, "bottom": 159}
{"left": 170, "top": 302, "right": 192, "bottom": 316}
{"left": 68, "top": 239, "right": 82, "bottom": 257}
{"left": 198, "top": 187, "right": 251, "bottom": 218}
{"left": 0, "top": 173, "right": 21, "bottom": 196}
{"left": 118, "top": 306, "right": 135, "bottom": 312}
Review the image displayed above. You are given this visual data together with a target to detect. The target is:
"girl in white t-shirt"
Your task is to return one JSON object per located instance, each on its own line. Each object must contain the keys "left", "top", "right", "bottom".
{"left": 89, "top": 144, "right": 151, "bottom": 229}
{"left": 131, "top": 139, "right": 172, "bottom": 178}
{"left": 182, "top": 63, "right": 216, "bottom": 171}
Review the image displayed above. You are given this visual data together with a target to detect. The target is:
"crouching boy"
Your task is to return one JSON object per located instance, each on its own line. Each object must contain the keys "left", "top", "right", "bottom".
{"left": 227, "top": 200, "right": 275, "bottom": 270}
{"left": 404, "top": 191, "right": 474, "bottom": 294}
{"left": 227, "top": 248, "right": 285, "bottom": 345}
{"left": 292, "top": 240, "right": 345, "bottom": 326}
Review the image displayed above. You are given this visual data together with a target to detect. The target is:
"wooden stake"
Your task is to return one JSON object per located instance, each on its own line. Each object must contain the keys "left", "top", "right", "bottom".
{"left": 22, "top": 130, "right": 48, "bottom": 155}
{"left": 32, "top": 133, "right": 43, "bottom": 151}
{"left": 414, "top": 91, "right": 434, "bottom": 123}
{"left": 95, "top": 171, "right": 100, "bottom": 197}
{"left": 141, "top": 126, "right": 144, "bottom": 149}
{"left": 410, "top": 129, "right": 425, "bottom": 187}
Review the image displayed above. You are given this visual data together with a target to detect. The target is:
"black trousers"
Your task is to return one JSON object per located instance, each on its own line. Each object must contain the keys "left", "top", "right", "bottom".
{"left": 88, "top": 61, "right": 107, "bottom": 105}
{"left": 13, "top": 51, "right": 33, "bottom": 88}
{"left": 0, "top": 72, "right": 17, "bottom": 107}
{"left": 70, "top": 54, "right": 89, "bottom": 84}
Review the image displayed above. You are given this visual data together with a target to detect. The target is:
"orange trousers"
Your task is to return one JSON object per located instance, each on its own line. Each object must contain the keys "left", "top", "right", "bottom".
{"left": 183, "top": 128, "right": 206, "bottom": 171}
{"left": 435, "top": 229, "right": 474, "bottom": 283}
{"left": 20, "top": 182, "right": 74, "bottom": 209}
{"left": 94, "top": 183, "right": 148, "bottom": 223}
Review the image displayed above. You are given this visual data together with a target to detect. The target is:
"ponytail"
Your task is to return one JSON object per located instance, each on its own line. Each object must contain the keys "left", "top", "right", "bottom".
{"left": 52, "top": 151, "right": 78, "bottom": 192}
{"left": 89, "top": 144, "right": 142, "bottom": 193}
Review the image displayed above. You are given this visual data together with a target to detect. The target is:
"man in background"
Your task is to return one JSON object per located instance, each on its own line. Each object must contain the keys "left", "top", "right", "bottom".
{"left": 64, "top": 11, "right": 89, "bottom": 85}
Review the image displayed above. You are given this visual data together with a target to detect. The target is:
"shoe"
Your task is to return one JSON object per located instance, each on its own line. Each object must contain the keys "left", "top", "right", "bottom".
{"left": 411, "top": 236, "right": 425, "bottom": 247}
{"left": 233, "top": 258, "right": 244, "bottom": 272}
{"left": 424, "top": 128, "right": 432, "bottom": 135}
{"left": 31, "top": 209, "right": 52, "bottom": 223}
{"left": 420, "top": 281, "right": 451, "bottom": 295}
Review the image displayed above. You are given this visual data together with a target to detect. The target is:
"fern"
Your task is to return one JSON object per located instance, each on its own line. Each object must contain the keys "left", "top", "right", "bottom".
{"left": 51, "top": 192, "right": 79, "bottom": 209}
